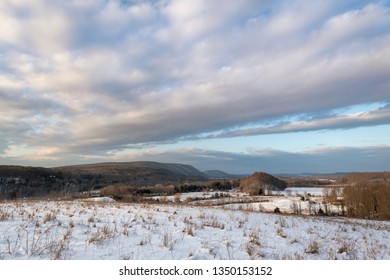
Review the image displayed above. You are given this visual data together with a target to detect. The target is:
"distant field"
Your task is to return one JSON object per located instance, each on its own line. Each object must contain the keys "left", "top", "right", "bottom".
{"left": 281, "top": 187, "right": 328, "bottom": 196}
{"left": 149, "top": 189, "right": 342, "bottom": 215}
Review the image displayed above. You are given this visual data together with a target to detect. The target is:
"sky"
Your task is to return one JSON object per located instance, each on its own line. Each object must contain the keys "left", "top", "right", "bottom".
{"left": 0, "top": 0, "right": 389, "bottom": 174}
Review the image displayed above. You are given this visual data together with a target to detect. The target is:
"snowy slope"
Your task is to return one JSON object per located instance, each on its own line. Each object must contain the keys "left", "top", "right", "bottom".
{"left": 1, "top": 200, "right": 389, "bottom": 260}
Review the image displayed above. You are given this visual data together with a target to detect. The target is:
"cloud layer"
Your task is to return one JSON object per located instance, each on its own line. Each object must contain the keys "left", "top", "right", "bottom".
{"left": 1, "top": 0, "right": 389, "bottom": 171}
{"left": 97, "top": 145, "right": 390, "bottom": 174}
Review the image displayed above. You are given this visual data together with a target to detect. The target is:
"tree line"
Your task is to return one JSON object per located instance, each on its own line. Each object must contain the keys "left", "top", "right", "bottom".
{"left": 343, "top": 181, "right": 390, "bottom": 220}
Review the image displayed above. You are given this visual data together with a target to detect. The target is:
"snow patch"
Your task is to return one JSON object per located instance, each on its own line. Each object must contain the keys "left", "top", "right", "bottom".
{"left": 81, "top": 197, "right": 116, "bottom": 203}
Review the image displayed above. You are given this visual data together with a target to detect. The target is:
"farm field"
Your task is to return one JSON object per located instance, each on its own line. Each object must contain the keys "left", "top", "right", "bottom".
{"left": 152, "top": 188, "right": 343, "bottom": 215}
{"left": 1, "top": 198, "right": 389, "bottom": 260}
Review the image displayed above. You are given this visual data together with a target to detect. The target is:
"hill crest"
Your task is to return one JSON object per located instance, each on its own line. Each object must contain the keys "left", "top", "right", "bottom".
{"left": 239, "top": 172, "right": 287, "bottom": 195}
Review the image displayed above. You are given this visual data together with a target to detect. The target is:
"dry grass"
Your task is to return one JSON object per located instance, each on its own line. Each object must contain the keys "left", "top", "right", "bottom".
{"left": 43, "top": 212, "right": 56, "bottom": 223}
{"left": 277, "top": 227, "right": 287, "bottom": 238}
{"left": 88, "top": 225, "right": 116, "bottom": 244}
{"left": 249, "top": 230, "right": 261, "bottom": 246}
{"left": 51, "top": 229, "right": 73, "bottom": 260}
{"left": 186, "top": 226, "right": 194, "bottom": 236}
{"left": 244, "top": 230, "right": 263, "bottom": 259}
{"left": 69, "top": 220, "right": 75, "bottom": 228}
{"left": 305, "top": 240, "right": 320, "bottom": 254}
{"left": 202, "top": 218, "right": 225, "bottom": 229}
{"left": 162, "top": 231, "right": 176, "bottom": 250}
{"left": 138, "top": 234, "right": 152, "bottom": 246}
{"left": 0, "top": 211, "right": 11, "bottom": 221}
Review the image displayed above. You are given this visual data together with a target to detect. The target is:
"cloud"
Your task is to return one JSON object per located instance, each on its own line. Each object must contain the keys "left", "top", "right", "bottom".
{"left": 110, "top": 145, "right": 390, "bottom": 174}
{"left": 186, "top": 103, "right": 390, "bottom": 139}
{"left": 0, "top": 0, "right": 390, "bottom": 168}
{"left": 0, "top": 1, "right": 73, "bottom": 55}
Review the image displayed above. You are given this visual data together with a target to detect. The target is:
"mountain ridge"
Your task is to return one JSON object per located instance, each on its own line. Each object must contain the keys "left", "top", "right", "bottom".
{"left": 52, "top": 161, "right": 206, "bottom": 178}
{"left": 203, "top": 170, "right": 247, "bottom": 179}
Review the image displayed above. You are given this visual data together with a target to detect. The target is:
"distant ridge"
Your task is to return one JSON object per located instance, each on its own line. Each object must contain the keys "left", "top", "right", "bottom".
{"left": 275, "top": 172, "right": 350, "bottom": 179}
{"left": 52, "top": 161, "right": 207, "bottom": 185}
{"left": 54, "top": 161, "right": 206, "bottom": 178}
{"left": 203, "top": 170, "right": 247, "bottom": 179}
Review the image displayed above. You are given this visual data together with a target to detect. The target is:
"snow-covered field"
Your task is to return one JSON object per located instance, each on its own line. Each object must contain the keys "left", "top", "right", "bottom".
{"left": 281, "top": 187, "right": 328, "bottom": 196}
{"left": 1, "top": 199, "right": 389, "bottom": 260}
{"left": 156, "top": 190, "right": 343, "bottom": 215}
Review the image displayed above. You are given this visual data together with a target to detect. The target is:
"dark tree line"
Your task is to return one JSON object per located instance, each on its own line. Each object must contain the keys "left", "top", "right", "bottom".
{"left": 0, "top": 165, "right": 234, "bottom": 200}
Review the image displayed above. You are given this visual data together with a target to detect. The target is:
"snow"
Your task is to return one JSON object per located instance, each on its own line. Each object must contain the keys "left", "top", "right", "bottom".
{"left": 81, "top": 197, "right": 116, "bottom": 203}
{"left": 281, "top": 187, "right": 327, "bottom": 196}
{"left": 1, "top": 200, "right": 389, "bottom": 260}
{"left": 218, "top": 196, "right": 343, "bottom": 215}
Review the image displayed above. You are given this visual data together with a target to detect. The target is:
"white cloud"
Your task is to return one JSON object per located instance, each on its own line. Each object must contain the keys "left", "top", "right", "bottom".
{"left": 159, "top": 0, "right": 261, "bottom": 42}
{"left": 0, "top": 1, "right": 73, "bottom": 55}
{"left": 98, "top": 1, "right": 155, "bottom": 31}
